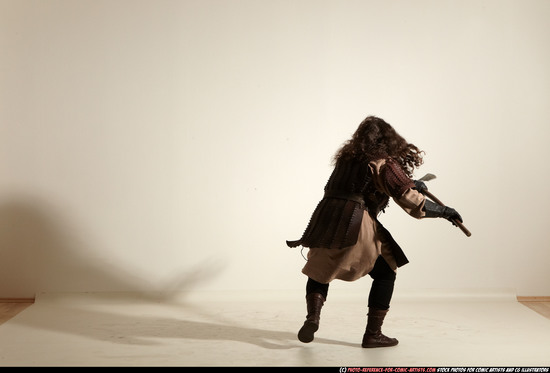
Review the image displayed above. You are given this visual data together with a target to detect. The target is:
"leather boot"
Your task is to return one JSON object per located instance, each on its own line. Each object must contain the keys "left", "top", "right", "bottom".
{"left": 361, "top": 308, "right": 399, "bottom": 348}
{"left": 297, "top": 292, "right": 325, "bottom": 343}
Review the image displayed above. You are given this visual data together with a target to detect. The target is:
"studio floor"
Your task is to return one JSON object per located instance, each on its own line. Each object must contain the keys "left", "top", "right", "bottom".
{"left": 0, "top": 289, "right": 549, "bottom": 367}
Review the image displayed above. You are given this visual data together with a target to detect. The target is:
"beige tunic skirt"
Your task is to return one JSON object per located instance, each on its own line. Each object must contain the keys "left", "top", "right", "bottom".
{"left": 302, "top": 210, "right": 397, "bottom": 284}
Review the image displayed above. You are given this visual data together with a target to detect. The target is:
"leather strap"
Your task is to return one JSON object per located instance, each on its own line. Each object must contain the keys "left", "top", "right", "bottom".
{"left": 323, "top": 190, "right": 365, "bottom": 205}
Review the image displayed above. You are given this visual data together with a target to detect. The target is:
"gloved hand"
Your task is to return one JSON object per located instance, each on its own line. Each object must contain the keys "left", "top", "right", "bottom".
{"left": 413, "top": 180, "right": 428, "bottom": 195}
{"left": 423, "top": 199, "right": 463, "bottom": 226}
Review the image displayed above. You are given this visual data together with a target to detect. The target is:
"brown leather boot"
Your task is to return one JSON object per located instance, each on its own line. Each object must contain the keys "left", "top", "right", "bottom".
{"left": 297, "top": 293, "right": 326, "bottom": 343}
{"left": 361, "top": 308, "right": 399, "bottom": 348}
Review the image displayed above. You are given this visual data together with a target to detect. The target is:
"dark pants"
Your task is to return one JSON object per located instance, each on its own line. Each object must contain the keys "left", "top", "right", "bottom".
{"left": 305, "top": 255, "right": 396, "bottom": 310}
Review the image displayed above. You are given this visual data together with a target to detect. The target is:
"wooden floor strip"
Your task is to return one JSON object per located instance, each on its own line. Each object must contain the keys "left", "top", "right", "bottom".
{"left": 0, "top": 298, "right": 35, "bottom": 303}
{"left": 0, "top": 303, "right": 33, "bottom": 325}
{"left": 517, "top": 296, "right": 550, "bottom": 302}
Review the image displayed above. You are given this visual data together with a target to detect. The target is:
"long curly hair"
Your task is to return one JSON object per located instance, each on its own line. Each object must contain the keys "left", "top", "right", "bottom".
{"left": 332, "top": 115, "right": 424, "bottom": 177}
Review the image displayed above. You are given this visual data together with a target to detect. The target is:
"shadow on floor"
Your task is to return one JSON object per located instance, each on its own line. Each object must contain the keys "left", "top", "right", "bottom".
{"left": 10, "top": 299, "right": 358, "bottom": 350}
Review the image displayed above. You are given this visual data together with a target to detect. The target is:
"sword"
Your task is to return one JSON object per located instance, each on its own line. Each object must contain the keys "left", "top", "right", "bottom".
{"left": 418, "top": 173, "right": 472, "bottom": 237}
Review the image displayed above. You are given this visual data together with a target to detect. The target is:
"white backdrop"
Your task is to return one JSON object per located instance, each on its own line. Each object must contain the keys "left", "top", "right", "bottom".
{"left": 1, "top": 0, "right": 549, "bottom": 298}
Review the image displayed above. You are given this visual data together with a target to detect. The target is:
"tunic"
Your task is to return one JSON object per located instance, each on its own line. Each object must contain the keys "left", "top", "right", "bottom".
{"left": 287, "top": 158, "right": 426, "bottom": 284}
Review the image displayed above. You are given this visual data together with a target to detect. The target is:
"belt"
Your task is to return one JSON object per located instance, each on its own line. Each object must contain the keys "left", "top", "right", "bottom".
{"left": 323, "top": 190, "right": 365, "bottom": 205}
